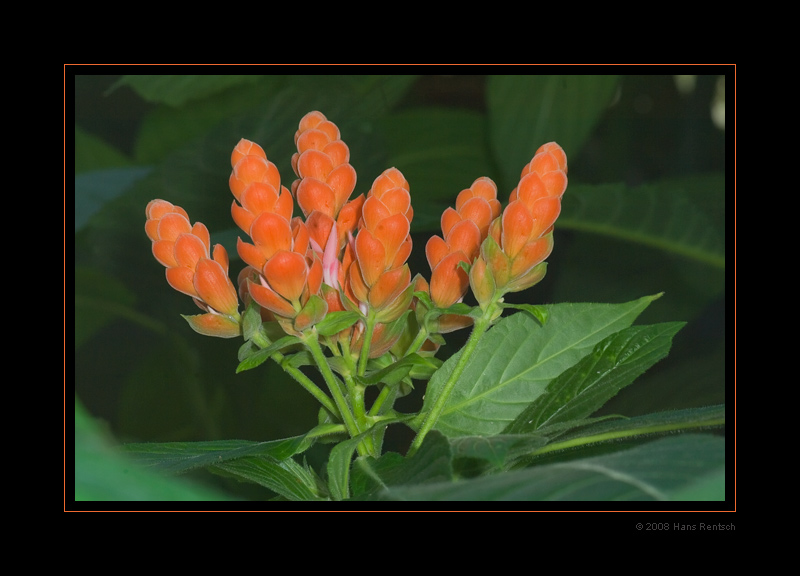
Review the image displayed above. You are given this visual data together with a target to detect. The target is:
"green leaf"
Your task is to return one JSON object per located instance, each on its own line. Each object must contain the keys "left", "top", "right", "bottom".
{"left": 450, "top": 434, "right": 550, "bottom": 471}
{"left": 350, "top": 431, "right": 454, "bottom": 500}
{"left": 123, "top": 437, "right": 309, "bottom": 475}
{"left": 75, "top": 266, "right": 165, "bottom": 349}
{"left": 560, "top": 176, "right": 726, "bottom": 268}
{"left": 294, "top": 294, "right": 328, "bottom": 332}
{"left": 407, "top": 354, "right": 443, "bottom": 381}
{"left": 76, "top": 398, "right": 231, "bottom": 501}
{"left": 75, "top": 124, "right": 132, "bottom": 173}
{"left": 131, "top": 76, "right": 288, "bottom": 164}
{"left": 426, "top": 294, "right": 662, "bottom": 438}
{"left": 123, "top": 433, "right": 326, "bottom": 500}
{"left": 504, "top": 322, "right": 685, "bottom": 434}
{"left": 75, "top": 166, "right": 151, "bottom": 232}
{"left": 211, "top": 455, "right": 324, "bottom": 501}
{"left": 315, "top": 311, "right": 362, "bottom": 336}
{"left": 487, "top": 75, "right": 620, "bottom": 188}
{"left": 381, "top": 434, "right": 725, "bottom": 501}
{"left": 527, "top": 404, "right": 725, "bottom": 462}
{"left": 235, "top": 335, "right": 302, "bottom": 373}
{"left": 500, "top": 303, "right": 549, "bottom": 326}
{"left": 359, "top": 354, "right": 430, "bottom": 387}
{"left": 327, "top": 436, "right": 364, "bottom": 501}
{"left": 113, "top": 75, "right": 262, "bottom": 107}
{"left": 241, "top": 302, "right": 263, "bottom": 342}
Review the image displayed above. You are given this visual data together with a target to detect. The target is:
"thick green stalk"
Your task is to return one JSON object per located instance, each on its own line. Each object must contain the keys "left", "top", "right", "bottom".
{"left": 342, "top": 342, "right": 377, "bottom": 457}
{"left": 250, "top": 330, "right": 339, "bottom": 417}
{"left": 348, "top": 377, "right": 376, "bottom": 457}
{"left": 403, "top": 324, "right": 430, "bottom": 358}
{"left": 357, "top": 309, "right": 377, "bottom": 377}
{"left": 302, "top": 331, "right": 364, "bottom": 453}
{"left": 407, "top": 304, "right": 497, "bottom": 457}
{"left": 368, "top": 384, "right": 394, "bottom": 417}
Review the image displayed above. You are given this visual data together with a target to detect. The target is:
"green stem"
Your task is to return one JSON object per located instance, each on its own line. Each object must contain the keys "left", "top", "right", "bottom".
{"left": 341, "top": 342, "right": 377, "bottom": 457}
{"left": 407, "top": 304, "right": 497, "bottom": 457}
{"left": 368, "top": 384, "right": 394, "bottom": 417}
{"left": 357, "top": 308, "right": 377, "bottom": 377}
{"left": 348, "top": 376, "right": 376, "bottom": 457}
{"left": 250, "top": 330, "right": 338, "bottom": 418}
{"left": 302, "top": 330, "right": 364, "bottom": 453}
{"left": 403, "top": 324, "right": 430, "bottom": 357}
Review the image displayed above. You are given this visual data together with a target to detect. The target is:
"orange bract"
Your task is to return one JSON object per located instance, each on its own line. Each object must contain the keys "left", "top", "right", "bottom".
{"left": 145, "top": 200, "right": 241, "bottom": 338}
{"left": 150, "top": 112, "right": 563, "bottom": 351}
{"left": 470, "top": 142, "right": 568, "bottom": 307}
{"left": 345, "top": 167, "right": 414, "bottom": 325}
{"left": 426, "top": 177, "right": 501, "bottom": 309}
{"left": 227, "top": 138, "right": 327, "bottom": 332}
{"left": 292, "top": 111, "right": 361, "bottom": 253}
{"left": 229, "top": 139, "right": 293, "bottom": 237}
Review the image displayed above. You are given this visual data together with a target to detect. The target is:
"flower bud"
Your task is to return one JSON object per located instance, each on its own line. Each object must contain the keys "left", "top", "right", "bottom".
{"left": 145, "top": 200, "right": 241, "bottom": 338}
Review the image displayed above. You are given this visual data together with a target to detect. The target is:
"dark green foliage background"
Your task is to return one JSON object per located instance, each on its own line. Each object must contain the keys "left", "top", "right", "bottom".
{"left": 72, "top": 71, "right": 728, "bottom": 501}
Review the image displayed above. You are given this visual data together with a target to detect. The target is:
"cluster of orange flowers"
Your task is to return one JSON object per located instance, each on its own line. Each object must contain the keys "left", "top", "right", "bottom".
{"left": 146, "top": 111, "right": 567, "bottom": 356}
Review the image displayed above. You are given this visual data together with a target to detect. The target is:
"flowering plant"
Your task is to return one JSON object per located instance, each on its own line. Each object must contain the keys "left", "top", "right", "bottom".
{"left": 127, "top": 110, "right": 723, "bottom": 502}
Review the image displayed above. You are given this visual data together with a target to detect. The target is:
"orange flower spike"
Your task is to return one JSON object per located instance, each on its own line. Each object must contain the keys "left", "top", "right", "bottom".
{"left": 454, "top": 177, "right": 501, "bottom": 237}
{"left": 229, "top": 138, "right": 294, "bottom": 245}
{"left": 292, "top": 111, "right": 360, "bottom": 251}
{"left": 145, "top": 200, "right": 241, "bottom": 338}
{"left": 346, "top": 167, "right": 414, "bottom": 324}
{"left": 232, "top": 181, "right": 294, "bottom": 236}
{"left": 426, "top": 177, "right": 501, "bottom": 309}
{"left": 262, "top": 251, "right": 310, "bottom": 305}
{"left": 229, "top": 153, "right": 281, "bottom": 202}
{"left": 470, "top": 142, "right": 568, "bottom": 308}
{"left": 231, "top": 138, "right": 267, "bottom": 167}
{"left": 194, "top": 258, "right": 240, "bottom": 317}
{"left": 245, "top": 216, "right": 327, "bottom": 334}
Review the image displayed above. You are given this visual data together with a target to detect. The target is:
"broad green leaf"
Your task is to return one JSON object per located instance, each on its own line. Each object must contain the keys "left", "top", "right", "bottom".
{"left": 450, "top": 434, "right": 550, "bottom": 471}
{"left": 350, "top": 431, "right": 453, "bottom": 500}
{"left": 670, "top": 469, "right": 726, "bottom": 501}
{"left": 114, "top": 75, "right": 262, "bottom": 107}
{"left": 75, "top": 124, "right": 131, "bottom": 173}
{"left": 560, "top": 176, "right": 725, "bottom": 268}
{"left": 381, "top": 434, "right": 725, "bottom": 501}
{"left": 75, "top": 166, "right": 152, "bottom": 232}
{"left": 487, "top": 75, "right": 620, "bottom": 188}
{"left": 75, "top": 398, "right": 231, "bottom": 501}
{"left": 504, "top": 322, "right": 686, "bottom": 434}
{"left": 75, "top": 265, "right": 165, "bottom": 349}
{"left": 123, "top": 424, "right": 354, "bottom": 501}
{"left": 426, "top": 294, "right": 661, "bottom": 438}
{"left": 123, "top": 436, "right": 309, "bottom": 474}
{"left": 528, "top": 404, "right": 725, "bottom": 461}
{"left": 328, "top": 413, "right": 421, "bottom": 500}
{"left": 327, "top": 436, "right": 365, "bottom": 501}
{"left": 132, "top": 76, "right": 287, "bottom": 164}
{"left": 211, "top": 455, "right": 324, "bottom": 501}
{"left": 123, "top": 438, "right": 324, "bottom": 500}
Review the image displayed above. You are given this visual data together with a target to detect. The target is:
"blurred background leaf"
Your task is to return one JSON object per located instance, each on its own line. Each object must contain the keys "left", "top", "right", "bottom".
{"left": 488, "top": 75, "right": 621, "bottom": 189}
{"left": 71, "top": 71, "right": 729, "bottom": 502}
{"left": 74, "top": 396, "right": 233, "bottom": 501}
